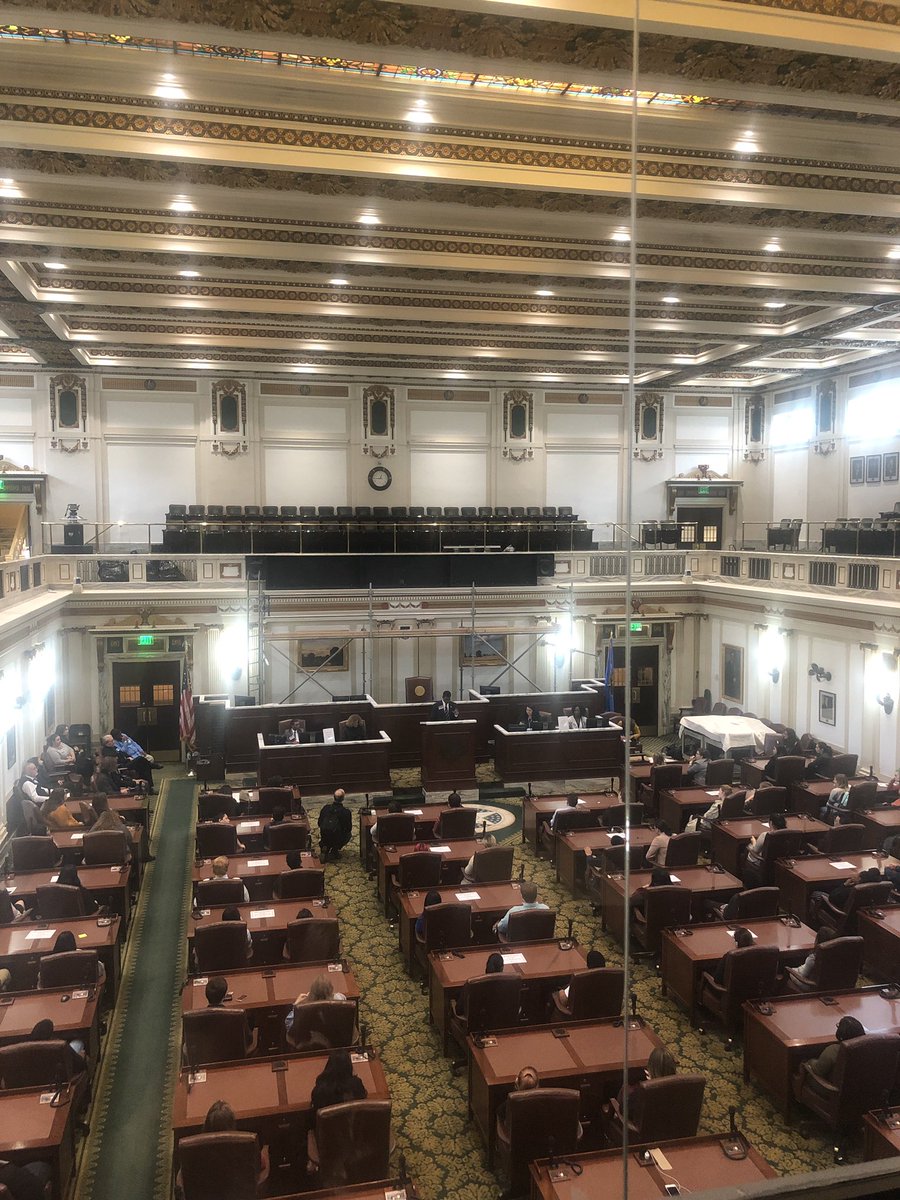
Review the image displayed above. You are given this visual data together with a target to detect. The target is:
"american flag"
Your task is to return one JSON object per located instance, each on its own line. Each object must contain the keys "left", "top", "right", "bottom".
{"left": 179, "top": 661, "right": 195, "bottom": 748}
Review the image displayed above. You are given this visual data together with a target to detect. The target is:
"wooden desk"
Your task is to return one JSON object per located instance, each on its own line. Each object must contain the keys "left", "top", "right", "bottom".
{"left": 660, "top": 916, "right": 816, "bottom": 1022}
{"left": 52, "top": 825, "right": 145, "bottom": 887}
{"left": 7, "top": 864, "right": 132, "bottom": 927}
{"left": 529, "top": 1135, "right": 777, "bottom": 1198}
{"left": 64, "top": 792, "right": 149, "bottom": 829}
{"left": 493, "top": 726, "right": 624, "bottom": 787}
{"left": 278, "top": 1183, "right": 420, "bottom": 1200}
{"left": 229, "top": 785, "right": 302, "bottom": 812}
{"left": 0, "top": 1085, "right": 79, "bottom": 1199}
{"left": 172, "top": 1052, "right": 389, "bottom": 1148}
{"left": 599, "top": 867, "right": 743, "bottom": 946}
{"left": 861, "top": 806, "right": 900, "bottom": 849}
{"left": 774, "top": 852, "right": 892, "bottom": 921}
{"left": 858, "top": 908, "right": 900, "bottom": 982}
{"left": 257, "top": 731, "right": 392, "bottom": 794}
{"left": 376, "top": 839, "right": 485, "bottom": 913}
{"left": 187, "top": 899, "right": 338, "bottom": 967}
{"left": 428, "top": 941, "right": 589, "bottom": 1053}
{"left": 522, "top": 795, "right": 620, "bottom": 854}
{"left": 657, "top": 786, "right": 721, "bottom": 832}
{"left": 192, "top": 851, "right": 322, "bottom": 903}
{"left": 864, "top": 1107, "right": 900, "bottom": 1160}
{"left": 397, "top": 881, "right": 526, "bottom": 974}
{"left": 0, "top": 985, "right": 102, "bottom": 1065}
{"left": 743, "top": 985, "right": 900, "bottom": 1116}
{"left": 628, "top": 760, "right": 689, "bottom": 789}
{"left": 789, "top": 778, "right": 894, "bottom": 819}
{"left": 710, "top": 814, "right": 829, "bottom": 876}
{"left": 421, "top": 719, "right": 477, "bottom": 791}
{"left": 468, "top": 1018, "right": 662, "bottom": 1164}
{"left": 740, "top": 757, "right": 774, "bottom": 789}
{"left": 556, "top": 827, "right": 655, "bottom": 895}
{"left": 0, "top": 916, "right": 122, "bottom": 1000}
{"left": 359, "top": 804, "right": 445, "bottom": 869}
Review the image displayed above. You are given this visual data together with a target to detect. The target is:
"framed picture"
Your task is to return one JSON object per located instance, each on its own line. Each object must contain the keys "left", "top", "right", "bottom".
{"left": 866, "top": 454, "right": 882, "bottom": 484}
{"left": 297, "top": 639, "right": 348, "bottom": 672}
{"left": 721, "top": 644, "right": 744, "bottom": 704}
{"left": 459, "top": 633, "right": 506, "bottom": 667}
{"left": 818, "top": 690, "right": 836, "bottom": 726}
{"left": 883, "top": 452, "right": 899, "bottom": 483}
{"left": 849, "top": 456, "right": 864, "bottom": 485}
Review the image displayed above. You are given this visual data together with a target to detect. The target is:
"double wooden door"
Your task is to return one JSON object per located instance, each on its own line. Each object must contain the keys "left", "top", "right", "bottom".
{"left": 112, "top": 660, "right": 181, "bottom": 760}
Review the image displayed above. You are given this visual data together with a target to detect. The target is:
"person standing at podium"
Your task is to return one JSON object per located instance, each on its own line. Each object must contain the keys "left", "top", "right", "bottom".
{"left": 431, "top": 690, "right": 459, "bottom": 720}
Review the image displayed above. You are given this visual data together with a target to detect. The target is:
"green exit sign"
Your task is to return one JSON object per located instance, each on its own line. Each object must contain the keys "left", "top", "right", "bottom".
{"left": 630, "top": 620, "right": 643, "bottom": 633}
{"left": 138, "top": 634, "right": 154, "bottom": 646}
{"left": 697, "top": 485, "right": 710, "bottom": 495}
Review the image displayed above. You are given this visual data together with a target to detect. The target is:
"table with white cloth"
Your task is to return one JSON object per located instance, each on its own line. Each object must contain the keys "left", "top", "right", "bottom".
{"left": 679, "top": 715, "right": 775, "bottom": 756}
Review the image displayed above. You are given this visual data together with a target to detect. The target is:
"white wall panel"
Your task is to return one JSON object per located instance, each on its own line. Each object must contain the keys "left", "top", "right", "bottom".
{"left": 409, "top": 408, "right": 487, "bottom": 440}
{"left": 0, "top": 396, "right": 32, "bottom": 426}
{"left": 674, "top": 412, "right": 730, "bottom": 443}
{"left": 107, "top": 441, "right": 196, "bottom": 523}
{"left": 262, "top": 404, "right": 347, "bottom": 435}
{"left": 263, "top": 446, "right": 347, "bottom": 507}
{"left": 545, "top": 450, "right": 617, "bottom": 525}
{"left": 410, "top": 449, "right": 487, "bottom": 507}
{"left": 105, "top": 398, "right": 195, "bottom": 428}
{"left": 545, "top": 410, "right": 621, "bottom": 440}
{"left": 772, "top": 448, "right": 808, "bottom": 519}
{"left": 674, "top": 452, "right": 730, "bottom": 477}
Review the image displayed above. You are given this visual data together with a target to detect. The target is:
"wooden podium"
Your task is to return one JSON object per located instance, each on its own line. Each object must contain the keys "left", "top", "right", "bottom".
{"left": 421, "top": 719, "right": 477, "bottom": 792}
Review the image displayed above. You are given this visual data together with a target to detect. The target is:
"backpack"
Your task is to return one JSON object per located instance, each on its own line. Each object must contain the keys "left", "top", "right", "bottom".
{"left": 319, "top": 803, "right": 343, "bottom": 838}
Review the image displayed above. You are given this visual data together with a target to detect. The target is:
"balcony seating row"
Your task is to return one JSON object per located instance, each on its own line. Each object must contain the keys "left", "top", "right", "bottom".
{"left": 822, "top": 517, "right": 900, "bottom": 556}
{"left": 166, "top": 504, "right": 577, "bottom": 523}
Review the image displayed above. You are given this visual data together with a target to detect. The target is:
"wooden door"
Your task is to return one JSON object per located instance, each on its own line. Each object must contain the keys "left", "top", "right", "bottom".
{"left": 112, "top": 660, "right": 182, "bottom": 760}
{"left": 610, "top": 643, "right": 660, "bottom": 736}
{"left": 675, "top": 506, "right": 723, "bottom": 550}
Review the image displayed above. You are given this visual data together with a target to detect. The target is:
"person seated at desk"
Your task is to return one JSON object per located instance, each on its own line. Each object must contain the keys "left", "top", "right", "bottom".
{"left": 881, "top": 836, "right": 900, "bottom": 889}
{"left": 520, "top": 704, "right": 544, "bottom": 731}
{"left": 28, "top": 1017, "right": 88, "bottom": 1070}
{"left": 285, "top": 974, "right": 348, "bottom": 1050}
{"left": 433, "top": 791, "right": 464, "bottom": 839}
{"left": 803, "top": 1015, "right": 865, "bottom": 1083}
{"left": 17, "top": 761, "right": 50, "bottom": 828}
{"left": 370, "top": 799, "right": 403, "bottom": 844}
{"left": 91, "top": 754, "right": 138, "bottom": 798}
{"left": 204, "top": 975, "right": 258, "bottom": 1054}
{"left": 685, "top": 749, "right": 710, "bottom": 786}
{"left": 283, "top": 719, "right": 306, "bottom": 744}
{"left": 712, "top": 926, "right": 755, "bottom": 984}
{"left": 206, "top": 856, "right": 250, "bottom": 903}
{"left": 341, "top": 713, "right": 368, "bottom": 741}
{"left": 431, "top": 690, "right": 459, "bottom": 721}
{"left": 493, "top": 881, "right": 548, "bottom": 939}
{"left": 307, "top": 1049, "right": 369, "bottom": 1172}
{"left": 804, "top": 740, "right": 833, "bottom": 781}
{"left": 0, "top": 887, "right": 26, "bottom": 925}
{"left": 550, "top": 949, "right": 606, "bottom": 1017}
{"left": 264, "top": 805, "right": 287, "bottom": 843}
{"left": 565, "top": 704, "right": 589, "bottom": 730}
{"left": 45, "top": 930, "right": 106, "bottom": 987}
{"left": 783, "top": 927, "right": 836, "bottom": 988}
{"left": 56, "top": 864, "right": 99, "bottom": 915}
{"left": 415, "top": 890, "right": 442, "bottom": 943}
{"left": 496, "top": 1065, "right": 540, "bottom": 1150}
{"left": 550, "top": 794, "right": 581, "bottom": 831}
{"left": 318, "top": 789, "right": 352, "bottom": 861}
{"left": 0, "top": 1158, "right": 53, "bottom": 1200}
{"left": 821, "top": 773, "right": 850, "bottom": 822}
{"left": 691, "top": 785, "right": 732, "bottom": 833}
{"left": 643, "top": 821, "right": 672, "bottom": 867}
{"left": 455, "top": 951, "right": 506, "bottom": 1018}
{"left": 609, "top": 1045, "right": 677, "bottom": 1125}
{"left": 222, "top": 906, "right": 254, "bottom": 960}
{"left": 89, "top": 804, "right": 133, "bottom": 861}
{"left": 42, "top": 730, "right": 79, "bottom": 782}
{"left": 630, "top": 868, "right": 675, "bottom": 917}
{"left": 103, "top": 729, "right": 156, "bottom": 792}
{"left": 813, "top": 866, "right": 883, "bottom": 914}
{"left": 40, "top": 788, "right": 83, "bottom": 831}
{"left": 461, "top": 834, "right": 497, "bottom": 884}
{"left": 744, "top": 812, "right": 786, "bottom": 870}
{"left": 180, "top": 1101, "right": 269, "bottom": 1193}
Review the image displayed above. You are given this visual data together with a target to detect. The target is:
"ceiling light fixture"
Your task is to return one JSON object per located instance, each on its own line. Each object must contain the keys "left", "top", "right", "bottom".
{"left": 661, "top": 296, "right": 680, "bottom": 304}
{"left": 888, "top": 248, "right": 900, "bottom": 260}
{"left": 329, "top": 277, "right": 349, "bottom": 286}
{"left": 763, "top": 241, "right": 782, "bottom": 253}
{"left": 535, "top": 289, "right": 554, "bottom": 297}
{"left": 43, "top": 262, "right": 66, "bottom": 270}
{"left": 155, "top": 84, "right": 187, "bottom": 100}
{"left": 357, "top": 213, "right": 380, "bottom": 226}
{"left": 170, "top": 199, "right": 194, "bottom": 213}
{"left": 0, "top": 178, "right": 21, "bottom": 198}
{"left": 178, "top": 269, "right": 200, "bottom": 278}
{"left": 611, "top": 230, "right": 631, "bottom": 242}
{"left": 405, "top": 109, "right": 434, "bottom": 124}
{"left": 764, "top": 300, "right": 787, "bottom": 309}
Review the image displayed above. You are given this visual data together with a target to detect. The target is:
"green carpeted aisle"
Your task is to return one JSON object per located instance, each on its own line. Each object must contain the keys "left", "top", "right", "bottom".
{"left": 75, "top": 776, "right": 197, "bottom": 1200}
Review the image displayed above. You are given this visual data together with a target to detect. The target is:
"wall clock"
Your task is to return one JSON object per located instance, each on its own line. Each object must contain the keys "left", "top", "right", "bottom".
{"left": 368, "top": 465, "right": 392, "bottom": 491}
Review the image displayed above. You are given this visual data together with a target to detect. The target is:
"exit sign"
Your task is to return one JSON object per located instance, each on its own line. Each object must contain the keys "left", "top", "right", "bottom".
{"left": 138, "top": 634, "right": 154, "bottom": 646}
{"left": 630, "top": 620, "right": 643, "bottom": 632}
{"left": 697, "top": 485, "right": 710, "bottom": 495}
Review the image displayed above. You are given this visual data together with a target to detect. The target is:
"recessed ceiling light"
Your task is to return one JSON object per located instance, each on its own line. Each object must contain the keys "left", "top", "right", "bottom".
{"left": 405, "top": 109, "right": 434, "bottom": 124}
{"left": 161, "top": 73, "right": 177, "bottom": 82}
{"left": 611, "top": 230, "right": 631, "bottom": 242}
{"left": 888, "top": 247, "right": 900, "bottom": 260}
{"left": 673, "top": 356, "right": 695, "bottom": 364}
{"left": 357, "top": 213, "right": 380, "bottom": 226}
{"left": 763, "top": 241, "right": 782, "bottom": 253}
{"left": 43, "top": 262, "right": 66, "bottom": 270}
{"left": 178, "top": 269, "right": 200, "bottom": 278}
{"left": 329, "top": 277, "right": 349, "bottom": 286}
{"left": 0, "top": 178, "right": 21, "bottom": 198}
{"left": 535, "top": 289, "right": 554, "bottom": 297}
{"left": 170, "top": 199, "right": 194, "bottom": 213}
{"left": 661, "top": 295, "right": 680, "bottom": 304}
{"left": 764, "top": 300, "right": 787, "bottom": 309}
{"left": 155, "top": 84, "right": 187, "bottom": 100}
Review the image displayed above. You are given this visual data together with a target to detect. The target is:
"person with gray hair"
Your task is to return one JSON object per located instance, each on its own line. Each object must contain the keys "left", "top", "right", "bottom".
{"left": 460, "top": 833, "right": 497, "bottom": 885}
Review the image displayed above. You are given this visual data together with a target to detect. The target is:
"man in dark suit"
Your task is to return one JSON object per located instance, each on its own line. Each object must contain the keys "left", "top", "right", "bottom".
{"left": 431, "top": 690, "right": 459, "bottom": 720}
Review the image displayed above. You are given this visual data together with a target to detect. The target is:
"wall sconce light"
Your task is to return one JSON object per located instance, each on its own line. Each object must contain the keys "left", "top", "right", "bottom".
{"left": 877, "top": 692, "right": 895, "bottom": 716}
{"left": 809, "top": 663, "right": 831, "bottom": 682}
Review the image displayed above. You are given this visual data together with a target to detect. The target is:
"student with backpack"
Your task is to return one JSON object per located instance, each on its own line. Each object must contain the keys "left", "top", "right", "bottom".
{"left": 318, "top": 789, "right": 352, "bottom": 861}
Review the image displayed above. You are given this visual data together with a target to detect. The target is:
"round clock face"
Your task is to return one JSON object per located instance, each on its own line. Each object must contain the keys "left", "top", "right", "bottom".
{"left": 368, "top": 465, "right": 392, "bottom": 491}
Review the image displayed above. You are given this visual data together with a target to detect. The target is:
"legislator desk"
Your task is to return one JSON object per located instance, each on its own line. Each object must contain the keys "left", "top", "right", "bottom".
{"left": 774, "top": 851, "right": 894, "bottom": 922}
{"left": 468, "top": 1018, "right": 663, "bottom": 1165}
{"left": 8, "top": 863, "right": 132, "bottom": 927}
{"left": 493, "top": 726, "right": 624, "bottom": 786}
{"left": 192, "top": 851, "right": 322, "bottom": 903}
{"left": 858, "top": 908, "right": 900, "bottom": 982}
{"left": 65, "top": 791, "right": 149, "bottom": 827}
{"left": 359, "top": 803, "right": 446, "bottom": 870}
{"left": 428, "top": 941, "right": 589, "bottom": 1053}
{"left": 628, "top": 759, "right": 689, "bottom": 789}
{"left": 861, "top": 805, "right": 900, "bottom": 849}
{"left": 377, "top": 838, "right": 486, "bottom": 914}
{"left": 278, "top": 1183, "right": 421, "bottom": 1200}
{"left": 660, "top": 916, "right": 816, "bottom": 1022}
{"left": 397, "top": 881, "right": 527, "bottom": 973}
{"left": 0, "top": 1085, "right": 79, "bottom": 1200}
{"left": 599, "top": 867, "right": 743, "bottom": 945}
{"left": 229, "top": 784, "right": 302, "bottom": 812}
{"left": 257, "top": 730, "right": 393, "bottom": 794}
{"left": 789, "top": 778, "right": 896, "bottom": 819}
{"left": 522, "top": 794, "right": 621, "bottom": 854}
{"left": 657, "top": 786, "right": 723, "bottom": 832}
{"left": 739, "top": 754, "right": 814, "bottom": 789}
{"left": 864, "top": 1107, "right": 900, "bottom": 1160}
{"left": 0, "top": 915, "right": 121, "bottom": 999}
{"left": 0, "top": 985, "right": 102, "bottom": 1064}
{"left": 187, "top": 898, "right": 338, "bottom": 967}
{"left": 710, "top": 813, "right": 829, "bottom": 876}
{"left": 421, "top": 719, "right": 477, "bottom": 791}
{"left": 529, "top": 1134, "right": 777, "bottom": 1199}
{"left": 52, "top": 824, "right": 145, "bottom": 885}
{"left": 743, "top": 985, "right": 900, "bottom": 1117}
{"left": 172, "top": 1051, "right": 389, "bottom": 1148}
{"left": 556, "top": 827, "right": 656, "bottom": 895}
{"left": 217, "top": 814, "right": 309, "bottom": 853}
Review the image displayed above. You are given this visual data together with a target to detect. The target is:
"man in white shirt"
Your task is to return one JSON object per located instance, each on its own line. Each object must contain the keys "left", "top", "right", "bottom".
{"left": 20, "top": 761, "right": 50, "bottom": 806}
{"left": 493, "top": 881, "right": 548, "bottom": 937}
{"left": 206, "top": 855, "right": 250, "bottom": 902}
{"left": 550, "top": 794, "right": 581, "bottom": 831}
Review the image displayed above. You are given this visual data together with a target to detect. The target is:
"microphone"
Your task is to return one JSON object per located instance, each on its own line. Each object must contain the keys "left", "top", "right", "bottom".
{"left": 547, "top": 1135, "right": 557, "bottom": 1172}
{"left": 567, "top": 917, "right": 574, "bottom": 940}
{"left": 360, "top": 1022, "right": 369, "bottom": 1052}
{"left": 518, "top": 862, "right": 525, "bottom": 883}
{"left": 481, "top": 819, "right": 488, "bottom": 840}
{"left": 729, "top": 1105, "right": 738, "bottom": 1136}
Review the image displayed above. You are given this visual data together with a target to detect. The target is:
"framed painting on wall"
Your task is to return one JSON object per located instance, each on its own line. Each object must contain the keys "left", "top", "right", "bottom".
{"left": 849, "top": 456, "right": 864, "bottom": 485}
{"left": 883, "top": 452, "right": 899, "bottom": 483}
{"left": 866, "top": 454, "right": 882, "bottom": 484}
{"left": 459, "top": 633, "right": 506, "bottom": 667}
{"left": 721, "top": 644, "right": 744, "bottom": 704}
{"left": 297, "top": 640, "right": 348, "bottom": 672}
{"left": 818, "top": 690, "right": 836, "bottom": 726}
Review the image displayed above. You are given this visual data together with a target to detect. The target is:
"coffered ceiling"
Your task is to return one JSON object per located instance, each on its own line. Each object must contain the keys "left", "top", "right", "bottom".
{"left": 0, "top": 0, "right": 898, "bottom": 389}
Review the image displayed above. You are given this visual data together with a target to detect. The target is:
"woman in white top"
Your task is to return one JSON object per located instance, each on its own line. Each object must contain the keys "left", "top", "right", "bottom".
{"left": 460, "top": 833, "right": 497, "bottom": 884}
{"left": 565, "top": 705, "right": 588, "bottom": 730}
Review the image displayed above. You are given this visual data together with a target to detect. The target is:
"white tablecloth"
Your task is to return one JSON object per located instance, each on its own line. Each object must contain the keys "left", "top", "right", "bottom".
{"left": 679, "top": 715, "right": 772, "bottom": 754}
